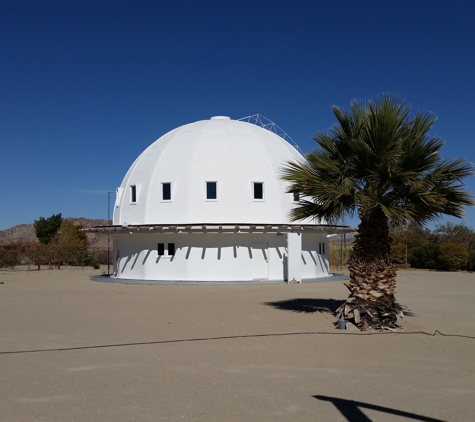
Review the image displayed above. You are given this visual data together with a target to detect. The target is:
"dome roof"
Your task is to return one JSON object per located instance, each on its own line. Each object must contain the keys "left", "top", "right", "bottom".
{"left": 113, "top": 116, "right": 305, "bottom": 225}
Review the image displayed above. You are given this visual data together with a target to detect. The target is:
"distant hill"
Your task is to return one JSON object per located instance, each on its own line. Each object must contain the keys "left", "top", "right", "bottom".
{"left": 328, "top": 232, "right": 356, "bottom": 244}
{"left": 0, "top": 218, "right": 110, "bottom": 248}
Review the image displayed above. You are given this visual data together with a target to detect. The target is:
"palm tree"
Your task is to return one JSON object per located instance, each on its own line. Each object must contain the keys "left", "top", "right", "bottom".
{"left": 281, "top": 96, "right": 474, "bottom": 330}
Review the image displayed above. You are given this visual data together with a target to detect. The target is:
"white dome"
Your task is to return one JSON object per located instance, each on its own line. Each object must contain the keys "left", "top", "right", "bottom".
{"left": 113, "top": 117, "right": 305, "bottom": 226}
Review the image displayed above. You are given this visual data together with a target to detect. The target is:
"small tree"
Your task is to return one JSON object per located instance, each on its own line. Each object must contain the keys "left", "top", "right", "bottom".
{"left": 391, "top": 242, "right": 407, "bottom": 265}
{"left": 0, "top": 241, "right": 25, "bottom": 269}
{"left": 281, "top": 96, "right": 474, "bottom": 330}
{"left": 439, "top": 243, "right": 469, "bottom": 271}
{"left": 23, "top": 241, "right": 42, "bottom": 270}
{"left": 409, "top": 243, "right": 441, "bottom": 269}
{"left": 27, "top": 242, "right": 49, "bottom": 270}
{"left": 49, "top": 220, "right": 88, "bottom": 268}
{"left": 391, "top": 223, "right": 433, "bottom": 264}
{"left": 34, "top": 214, "right": 62, "bottom": 245}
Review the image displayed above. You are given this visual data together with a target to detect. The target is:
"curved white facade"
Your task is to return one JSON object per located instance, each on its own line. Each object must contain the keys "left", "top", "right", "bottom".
{"left": 110, "top": 116, "right": 331, "bottom": 282}
{"left": 113, "top": 116, "right": 307, "bottom": 226}
{"left": 113, "top": 231, "right": 329, "bottom": 282}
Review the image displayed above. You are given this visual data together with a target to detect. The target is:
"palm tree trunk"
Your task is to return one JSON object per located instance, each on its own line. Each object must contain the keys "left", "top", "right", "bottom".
{"left": 336, "top": 207, "right": 404, "bottom": 330}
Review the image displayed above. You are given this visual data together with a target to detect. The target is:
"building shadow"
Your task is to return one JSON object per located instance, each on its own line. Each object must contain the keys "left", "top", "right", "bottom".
{"left": 313, "top": 395, "right": 445, "bottom": 422}
{"left": 264, "top": 298, "right": 344, "bottom": 314}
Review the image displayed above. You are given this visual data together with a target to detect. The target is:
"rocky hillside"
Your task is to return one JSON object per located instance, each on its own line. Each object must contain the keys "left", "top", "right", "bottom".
{"left": 0, "top": 218, "right": 111, "bottom": 248}
{"left": 328, "top": 232, "right": 356, "bottom": 244}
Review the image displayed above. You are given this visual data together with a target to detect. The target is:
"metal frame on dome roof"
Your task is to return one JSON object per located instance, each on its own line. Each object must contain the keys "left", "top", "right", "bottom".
{"left": 82, "top": 223, "right": 355, "bottom": 234}
{"left": 237, "top": 114, "right": 304, "bottom": 155}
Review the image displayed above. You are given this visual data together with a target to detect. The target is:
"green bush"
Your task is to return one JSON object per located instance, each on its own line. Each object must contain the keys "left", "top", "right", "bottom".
{"left": 439, "top": 243, "right": 469, "bottom": 271}
{"left": 409, "top": 243, "right": 440, "bottom": 269}
{"left": 392, "top": 242, "right": 407, "bottom": 264}
{"left": 467, "top": 252, "right": 475, "bottom": 271}
{"left": 410, "top": 242, "right": 470, "bottom": 271}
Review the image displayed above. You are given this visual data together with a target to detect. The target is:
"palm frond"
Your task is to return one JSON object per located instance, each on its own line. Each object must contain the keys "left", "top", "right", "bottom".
{"left": 280, "top": 94, "right": 474, "bottom": 227}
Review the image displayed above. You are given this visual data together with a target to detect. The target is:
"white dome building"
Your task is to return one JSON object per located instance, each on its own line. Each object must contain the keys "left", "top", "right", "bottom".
{"left": 92, "top": 116, "right": 350, "bottom": 282}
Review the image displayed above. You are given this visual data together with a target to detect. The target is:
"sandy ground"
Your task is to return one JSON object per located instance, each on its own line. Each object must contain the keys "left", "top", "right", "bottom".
{"left": 0, "top": 267, "right": 474, "bottom": 422}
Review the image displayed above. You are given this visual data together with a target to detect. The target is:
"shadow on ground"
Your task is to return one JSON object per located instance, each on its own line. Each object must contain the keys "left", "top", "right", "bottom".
{"left": 314, "top": 395, "right": 445, "bottom": 422}
{"left": 265, "top": 298, "right": 416, "bottom": 318}
{"left": 264, "top": 298, "right": 344, "bottom": 314}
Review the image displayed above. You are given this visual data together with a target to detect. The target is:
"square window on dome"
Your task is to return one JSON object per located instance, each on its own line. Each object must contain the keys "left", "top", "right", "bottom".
{"left": 253, "top": 182, "right": 264, "bottom": 200}
{"left": 206, "top": 182, "right": 217, "bottom": 200}
{"left": 162, "top": 183, "right": 171, "bottom": 201}
{"left": 130, "top": 185, "right": 137, "bottom": 203}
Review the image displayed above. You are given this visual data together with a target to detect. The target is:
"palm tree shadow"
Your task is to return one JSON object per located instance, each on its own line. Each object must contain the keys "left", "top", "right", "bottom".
{"left": 314, "top": 395, "right": 445, "bottom": 422}
{"left": 264, "top": 298, "right": 344, "bottom": 314}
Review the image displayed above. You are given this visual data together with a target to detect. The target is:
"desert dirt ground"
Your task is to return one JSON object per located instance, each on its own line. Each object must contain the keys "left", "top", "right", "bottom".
{"left": 0, "top": 267, "right": 474, "bottom": 422}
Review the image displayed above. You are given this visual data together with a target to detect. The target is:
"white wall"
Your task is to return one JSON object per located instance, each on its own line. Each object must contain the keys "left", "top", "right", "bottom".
{"left": 112, "top": 232, "right": 329, "bottom": 282}
{"left": 301, "top": 233, "right": 329, "bottom": 279}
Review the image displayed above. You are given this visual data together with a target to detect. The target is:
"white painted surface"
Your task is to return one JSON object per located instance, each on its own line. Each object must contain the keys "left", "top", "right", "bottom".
{"left": 210, "top": 116, "right": 231, "bottom": 120}
{"left": 251, "top": 242, "right": 269, "bottom": 279}
{"left": 110, "top": 116, "right": 330, "bottom": 282}
{"left": 287, "top": 232, "right": 302, "bottom": 282}
{"left": 301, "top": 233, "right": 329, "bottom": 279}
{"left": 113, "top": 117, "right": 316, "bottom": 226}
{"left": 112, "top": 232, "right": 328, "bottom": 281}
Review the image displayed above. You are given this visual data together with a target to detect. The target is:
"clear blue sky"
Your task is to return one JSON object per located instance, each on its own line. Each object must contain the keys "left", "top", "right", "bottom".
{"left": 1, "top": 0, "right": 474, "bottom": 231}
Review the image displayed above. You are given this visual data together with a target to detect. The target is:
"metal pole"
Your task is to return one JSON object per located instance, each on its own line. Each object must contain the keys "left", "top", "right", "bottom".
{"left": 108, "top": 191, "right": 111, "bottom": 275}
{"left": 343, "top": 232, "right": 346, "bottom": 268}
{"left": 107, "top": 191, "right": 114, "bottom": 275}
{"left": 340, "top": 236, "right": 343, "bottom": 271}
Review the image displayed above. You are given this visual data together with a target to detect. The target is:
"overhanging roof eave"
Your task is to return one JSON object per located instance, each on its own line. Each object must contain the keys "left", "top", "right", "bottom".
{"left": 81, "top": 223, "right": 356, "bottom": 234}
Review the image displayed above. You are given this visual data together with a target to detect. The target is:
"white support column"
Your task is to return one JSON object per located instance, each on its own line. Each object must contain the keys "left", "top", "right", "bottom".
{"left": 287, "top": 232, "right": 302, "bottom": 282}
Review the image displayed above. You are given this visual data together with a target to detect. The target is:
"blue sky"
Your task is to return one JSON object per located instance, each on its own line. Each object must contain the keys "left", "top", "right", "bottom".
{"left": 1, "top": 0, "right": 474, "bottom": 231}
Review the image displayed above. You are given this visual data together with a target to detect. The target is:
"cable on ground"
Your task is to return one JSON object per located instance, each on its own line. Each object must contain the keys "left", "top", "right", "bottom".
{"left": 1, "top": 329, "right": 473, "bottom": 355}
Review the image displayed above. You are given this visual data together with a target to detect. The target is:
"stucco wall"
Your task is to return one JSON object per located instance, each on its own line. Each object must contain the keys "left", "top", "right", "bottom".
{"left": 302, "top": 233, "right": 329, "bottom": 279}
{"left": 112, "top": 232, "right": 329, "bottom": 282}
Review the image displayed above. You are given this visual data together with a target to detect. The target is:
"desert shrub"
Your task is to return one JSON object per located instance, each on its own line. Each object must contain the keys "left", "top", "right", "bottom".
{"left": 67, "top": 250, "right": 93, "bottom": 266}
{"left": 467, "top": 252, "right": 475, "bottom": 272}
{"left": 49, "top": 221, "right": 88, "bottom": 268}
{"left": 28, "top": 242, "right": 49, "bottom": 269}
{"left": 94, "top": 248, "right": 110, "bottom": 265}
{"left": 391, "top": 223, "right": 432, "bottom": 264}
{"left": 409, "top": 243, "right": 440, "bottom": 269}
{"left": 433, "top": 223, "right": 475, "bottom": 253}
{"left": 329, "top": 242, "right": 352, "bottom": 268}
{"left": 439, "top": 243, "right": 469, "bottom": 271}
{"left": 392, "top": 242, "right": 407, "bottom": 264}
{"left": 0, "top": 242, "right": 24, "bottom": 269}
